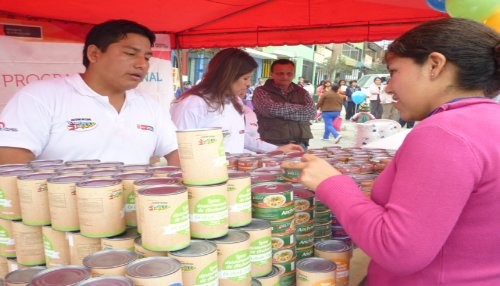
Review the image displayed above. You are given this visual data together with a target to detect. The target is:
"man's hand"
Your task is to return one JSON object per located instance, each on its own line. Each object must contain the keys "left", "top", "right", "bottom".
{"left": 277, "top": 143, "right": 304, "bottom": 154}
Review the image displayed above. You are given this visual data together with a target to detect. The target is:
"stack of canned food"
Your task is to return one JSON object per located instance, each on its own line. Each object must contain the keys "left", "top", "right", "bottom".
{"left": 0, "top": 141, "right": 394, "bottom": 285}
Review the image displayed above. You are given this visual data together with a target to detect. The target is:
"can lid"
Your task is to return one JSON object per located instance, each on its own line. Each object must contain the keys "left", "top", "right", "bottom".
{"left": 88, "top": 162, "right": 124, "bottom": 169}
{"left": 48, "top": 175, "right": 90, "bottom": 184}
{"left": 314, "top": 239, "right": 352, "bottom": 252}
{"left": 83, "top": 249, "right": 138, "bottom": 268}
{"left": 0, "top": 169, "right": 34, "bottom": 177}
{"left": 134, "top": 177, "right": 181, "bottom": 186}
{"left": 0, "top": 163, "right": 30, "bottom": 172}
{"left": 76, "top": 276, "right": 134, "bottom": 286}
{"left": 228, "top": 170, "right": 251, "bottom": 179}
{"left": 30, "top": 266, "right": 92, "bottom": 286}
{"left": 29, "top": 159, "right": 64, "bottom": 167}
{"left": 175, "top": 127, "right": 221, "bottom": 133}
{"left": 57, "top": 167, "right": 90, "bottom": 173}
{"left": 4, "top": 266, "right": 46, "bottom": 283}
{"left": 138, "top": 185, "right": 186, "bottom": 196}
{"left": 252, "top": 182, "right": 291, "bottom": 195}
{"left": 238, "top": 218, "right": 272, "bottom": 231}
{"left": 293, "top": 189, "right": 315, "bottom": 199}
{"left": 256, "top": 265, "right": 281, "bottom": 279}
{"left": 146, "top": 165, "right": 181, "bottom": 173}
{"left": 113, "top": 172, "right": 153, "bottom": 181}
{"left": 297, "top": 257, "right": 337, "bottom": 272}
{"left": 76, "top": 178, "right": 122, "bottom": 187}
{"left": 65, "top": 159, "right": 101, "bottom": 166}
{"left": 169, "top": 240, "right": 217, "bottom": 257}
{"left": 125, "top": 257, "right": 181, "bottom": 278}
{"left": 85, "top": 169, "right": 122, "bottom": 177}
{"left": 17, "top": 172, "right": 57, "bottom": 180}
{"left": 209, "top": 229, "right": 250, "bottom": 244}
{"left": 119, "top": 164, "right": 150, "bottom": 172}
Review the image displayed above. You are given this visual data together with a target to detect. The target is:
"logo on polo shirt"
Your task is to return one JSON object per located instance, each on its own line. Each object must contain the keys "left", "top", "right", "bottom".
{"left": 67, "top": 118, "right": 96, "bottom": 131}
{"left": 137, "top": 124, "right": 154, "bottom": 132}
{"left": 0, "top": 122, "right": 18, "bottom": 132}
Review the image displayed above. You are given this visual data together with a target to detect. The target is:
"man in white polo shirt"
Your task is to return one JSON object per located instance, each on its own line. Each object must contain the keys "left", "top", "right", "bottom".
{"left": 0, "top": 19, "right": 179, "bottom": 165}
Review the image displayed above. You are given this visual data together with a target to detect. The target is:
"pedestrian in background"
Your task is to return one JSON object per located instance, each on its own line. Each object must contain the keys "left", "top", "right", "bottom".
{"left": 316, "top": 84, "right": 345, "bottom": 143}
{"left": 345, "top": 79, "right": 361, "bottom": 119}
{"left": 368, "top": 77, "right": 384, "bottom": 118}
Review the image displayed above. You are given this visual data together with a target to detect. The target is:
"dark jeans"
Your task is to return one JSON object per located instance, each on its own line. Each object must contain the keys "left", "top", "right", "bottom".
{"left": 346, "top": 100, "right": 356, "bottom": 119}
{"left": 398, "top": 118, "right": 415, "bottom": 128}
{"left": 370, "top": 100, "right": 383, "bottom": 119}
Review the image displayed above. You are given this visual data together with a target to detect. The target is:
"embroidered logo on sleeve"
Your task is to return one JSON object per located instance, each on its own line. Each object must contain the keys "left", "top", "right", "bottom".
{"left": 67, "top": 118, "right": 97, "bottom": 131}
{"left": 137, "top": 124, "right": 154, "bottom": 132}
{"left": 0, "top": 122, "right": 18, "bottom": 132}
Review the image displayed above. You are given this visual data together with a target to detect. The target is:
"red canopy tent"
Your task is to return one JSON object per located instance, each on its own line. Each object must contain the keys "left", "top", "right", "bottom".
{"left": 0, "top": 0, "right": 448, "bottom": 48}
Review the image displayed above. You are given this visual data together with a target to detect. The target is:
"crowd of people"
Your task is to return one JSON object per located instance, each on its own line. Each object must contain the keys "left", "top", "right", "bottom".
{"left": 0, "top": 16, "right": 499, "bottom": 286}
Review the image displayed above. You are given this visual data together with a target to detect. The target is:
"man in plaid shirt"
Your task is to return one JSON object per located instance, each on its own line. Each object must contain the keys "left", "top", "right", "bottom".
{"left": 252, "top": 59, "right": 316, "bottom": 149}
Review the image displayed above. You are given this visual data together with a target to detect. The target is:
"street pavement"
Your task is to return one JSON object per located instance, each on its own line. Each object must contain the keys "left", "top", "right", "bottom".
{"left": 309, "top": 117, "right": 357, "bottom": 150}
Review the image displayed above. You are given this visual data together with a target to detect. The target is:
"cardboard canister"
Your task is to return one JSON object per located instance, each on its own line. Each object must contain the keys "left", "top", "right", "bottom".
{"left": 17, "top": 173, "right": 56, "bottom": 226}
{"left": 133, "top": 237, "right": 168, "bottom": 258}
{"left": 29, "top": 266, "right": 91, "bottom": 286}
{"left": 0, "top": 256, "right": 8, "bottom": 278}
{"left": 66, "top": 232, "right": 101, "bottom": 266}
{"left": 176, "top": 128, "right": 228, "bottom": 185}
{"left": 112, "top": 172, "right": 153, "bottom": 227}
{"left": 126, "top": 257, "right": 183, "bottom": 286}
{"left": 0, "top": 219, "right": 16, "bottom": 258}
{"left": 41, "top": 226, "right": 70, "bottom": 268}
{"left": 101, "top": 228, "right": 138, "bottom": 251}
{"left": 137, "top": 185, "right": 190, "bottom": 251}
{"left": 227, "top": 171, "right": 252, "bottom": 227}
{"left": 238, "top": 219, "right": 273, "bottom": 277}
{"left": 296, "top": 257, "right": 336, "bottom": 286}
{"left": 75, "top": 179, "right": 126, "bottom": 238}
{"left": 133, "top": 177, "right": 182, "bottom": 234}
{"left": 83, "top": 249, "right": 138, "bottom": 277}
{"left": 210, "top": 230, "right": 251, "bottom": 286}
{"left": 0, "top": 170, "right": 33, "bottom": 220}
{"left": 4, "top": 266, "right": 46, "bottom": 286}
{"left": 168, "top": 240, "right": 219, "bottom": 286}
{"left": 187, "top": 183, "right": 229, "bottom": 239}
{"left": 47, "top": 176, "right": 89, "bottom": 232}
{"left": 11, "top": 221, "right": 45, "bottom": 266}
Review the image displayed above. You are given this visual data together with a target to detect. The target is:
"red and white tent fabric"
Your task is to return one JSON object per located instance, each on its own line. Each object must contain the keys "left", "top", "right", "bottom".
{"left": 0, "top": 0, "right": 448, "bottom": 48}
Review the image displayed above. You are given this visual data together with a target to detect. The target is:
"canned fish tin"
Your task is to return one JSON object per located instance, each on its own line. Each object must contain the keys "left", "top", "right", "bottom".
{"left": 0, "top": 164, "right": 29, "bottom": 172}
{"left": 11, "top": 221, "right": 45, "bottom": 266}
{"left": 272, "top": 244, "right": 296, "bottom": 264}
{"left": 295, "top": 219, "right": 315, "bottom": 235}
{"left": 76, "top": 179, "right": 126, "bottom": 237}
{"left": 133, "top": 237, "right": 168, "bottom": 258}
{"left": 252, "top": 183, "right": 293, "bottom": 208}
{"left": 4, "top": 266, "right": 46, "bottom": 285}
{"left": 315, "top": 200, "right": 330, "bottom": 212}
{"left": 314, "top": 210, "right": 332, "bottom": 224}
{"left": 29, "top": 266, "right": 91, "bottom": 286}
{"left": 271, "top": 233, "right": 295, "bottom": 250}
{"left": 85, "top": 169, "right": 122, "bottom": 179}
{"left": 66, "top": 232, "right": 101, "bottom": 266}
{"left": 168, "top": 240, "right": 219, "bottom": 286}
{"left": 255, "top": 265, "right": 280, "bottom": 286}
{"left": 279, "top": 270, "right": 296, "bottom": 286}
{"left": 47, "top": 176, "right": 89, "bottom": 231}
{"left": 65, "top": 159, "right": 101, "bottom": 167}
{"left": 88, "top": 162, "right": 124, "bottom": 170}
{"left": 295, "top": 211, "right": 313, "bottom": 225}
{"left": 146, "top": 165, "right": 181, "bottom": 177}
{"left": 101, "top": 228, "right": 138, "bottom": 251}
{"left": 76, "top": 276, "right": 134, "bottom": 286}
{"left": 296, "top": 257, "right": 336, "bottom": 286}
{"left": 210, "top": 230, "right": 251, "bottom": 286}
{"left": 83, "top": 249, "right": 138, "bottom": 277}
{"left": 237, "top": 157, "right": 260, "bottom": 172}
{"left": 56, "top": 167, "right": 89, "bottom": 176}
{"left": 273, "top": 256, "right": 296, "bottom": 273}
{"left": 17, "top": 173, "right": 56, "bottom": 226}
{"left": 42, "top": 226, "right": 71, "bottom": 268}
{"left": 176, "top": 128, "right": 228, "bottom": 185}
{"left": 296, "top": 246, "right": 314, "bottom": 259}
{"left": 113, "top": 173, "right": 153, "bottom": 227}
{"left": 314, "top": 222, "right": 332, "bottom": 237}
{"left": 314, "top": 239, "right": 353, "bottom": 286}
{"left": 125, "top": 257, "right": 182, "bottom": 286}
{"left": 270, "top": 216, "right": 295, "bottom": 235}
{"left": 119, "top": 165, "right": 149, "bottom": 173}
{"left": 293, "top": 189, "right": 315, "bottom": 211}
{"left": 0, "top": 219, "right": 15, "bottom": 258}
{"left": 0, "top": 169, "right": 33, "bottom": 220}
{"left": 187, "top": 183, "right": 229, "bottom": 239}
{"left": 227, "top": 171, "right": 252, "bottom": 227}
{"left": 238, "top": 219, "right": 273, "bottom": 277}
{"left": 296, "top": 233, "right": 315, "bottom": 248}
{"left": 0, "top": 256, "right": 7, "bottom": 277}
{"left": 137, "top": 186, "right": 190, "bottom": 251}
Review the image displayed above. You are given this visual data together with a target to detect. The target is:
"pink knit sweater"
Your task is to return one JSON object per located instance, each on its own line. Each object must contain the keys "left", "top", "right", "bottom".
{"left": 316, "top": 98, "right": 500, "bottom": 285}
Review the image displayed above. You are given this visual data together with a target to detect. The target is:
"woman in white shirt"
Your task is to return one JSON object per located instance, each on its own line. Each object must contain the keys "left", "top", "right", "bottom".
{"left": 171, "top": 48, "right": 302, "bottom": 154}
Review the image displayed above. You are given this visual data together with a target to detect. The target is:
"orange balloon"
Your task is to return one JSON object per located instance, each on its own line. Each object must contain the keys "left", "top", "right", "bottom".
{"left": 484, "top": 11, "right": 500, "bottom": 32}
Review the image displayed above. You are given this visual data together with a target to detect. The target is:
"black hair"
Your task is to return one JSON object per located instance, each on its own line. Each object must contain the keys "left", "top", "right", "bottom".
{"left": 271, "top": 59, "right": 295, "bottom": 72}
{"left": 83, "top": 19, "right": 156, "bottom": 68}
{"left": 387, "top": 18, "right": 500, "bottom": 97}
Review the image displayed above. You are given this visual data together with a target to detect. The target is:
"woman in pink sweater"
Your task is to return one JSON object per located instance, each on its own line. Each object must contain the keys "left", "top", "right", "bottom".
{"left": 283, "top": 18, "right": 500, "bottom": 285}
